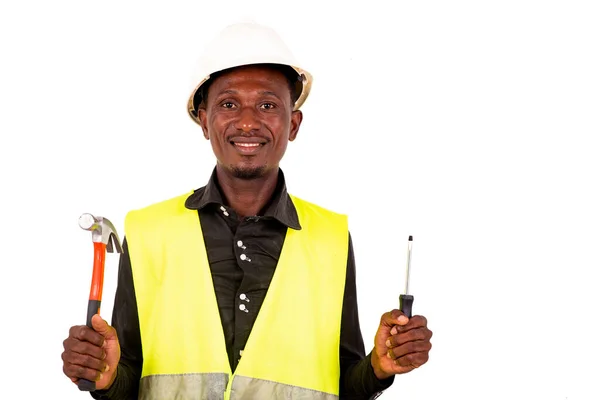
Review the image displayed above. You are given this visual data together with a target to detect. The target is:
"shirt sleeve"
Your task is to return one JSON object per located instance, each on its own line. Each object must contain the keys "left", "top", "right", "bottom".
{"left": 91, "top": 237, "right": 143, "bottom": 400}
{"left": 339, "top": 232, "right": 395, "bottom": 399}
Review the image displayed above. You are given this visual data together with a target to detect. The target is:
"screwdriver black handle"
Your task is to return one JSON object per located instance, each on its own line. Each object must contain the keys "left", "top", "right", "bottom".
{"left": 399, "top": 294, "right": 413, "bottom": 319}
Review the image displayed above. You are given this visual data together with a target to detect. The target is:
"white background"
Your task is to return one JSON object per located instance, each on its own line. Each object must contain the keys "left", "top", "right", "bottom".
{"left": 1, "top": 1, "right": 599, "bottom": 399}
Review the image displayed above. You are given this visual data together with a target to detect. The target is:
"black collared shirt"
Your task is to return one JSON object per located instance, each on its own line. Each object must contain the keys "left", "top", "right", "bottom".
{"left": 91, "top": 168, "right": 394, "bottom": 400}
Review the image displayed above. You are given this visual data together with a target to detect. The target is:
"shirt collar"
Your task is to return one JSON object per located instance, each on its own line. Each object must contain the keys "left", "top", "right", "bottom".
{"left": 185, "top": 167, "right": 301, "bottom": 230}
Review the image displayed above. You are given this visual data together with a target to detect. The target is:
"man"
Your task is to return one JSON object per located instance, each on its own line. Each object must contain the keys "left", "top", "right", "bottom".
{"left": 61, "top": 21, "right": 432, "bottom": 399}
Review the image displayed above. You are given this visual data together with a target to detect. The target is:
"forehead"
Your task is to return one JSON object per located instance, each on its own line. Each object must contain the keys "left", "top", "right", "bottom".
{"left": 208, "top": 65, "right": 290, "bottom": 94}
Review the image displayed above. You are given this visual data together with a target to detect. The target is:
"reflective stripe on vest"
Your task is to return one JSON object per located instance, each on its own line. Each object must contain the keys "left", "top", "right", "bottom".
{"left": 139, "top": 373, "right": 338, "bottom": 400}
{"left": 125, "top": 192, "right": 348, "bottom": 400}
{"left": 139, "top": 373, "right": 228, "bottom": 400}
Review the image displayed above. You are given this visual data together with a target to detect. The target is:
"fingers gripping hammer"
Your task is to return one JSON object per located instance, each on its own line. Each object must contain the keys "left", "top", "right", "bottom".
{"left": 77, "top": 213, "right": 123, "bottom": 391}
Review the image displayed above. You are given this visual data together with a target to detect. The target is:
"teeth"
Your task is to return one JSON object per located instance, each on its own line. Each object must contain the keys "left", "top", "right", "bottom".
{"left": 235, "top": 143, "right": 260, "bottom": 147}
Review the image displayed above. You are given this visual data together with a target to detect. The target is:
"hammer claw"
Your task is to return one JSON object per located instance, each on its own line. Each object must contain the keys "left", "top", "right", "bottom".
{"left": 107, "top": 232, "right": 124, "bottom": 253}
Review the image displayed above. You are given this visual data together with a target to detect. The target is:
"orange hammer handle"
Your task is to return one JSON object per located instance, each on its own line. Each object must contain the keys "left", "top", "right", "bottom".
{"left": 86, "top": 242, "right": 106, "bottom": 328}
{"left": 89, "top": 242, "right": 106, "bottom": 301}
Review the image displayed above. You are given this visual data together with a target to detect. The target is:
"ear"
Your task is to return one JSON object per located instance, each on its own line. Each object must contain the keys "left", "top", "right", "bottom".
{"left": 288, "top": 110, "right": 303, "bottom": 142}
{"left": 198, "top": 108, "right": 210, "bottom": 140}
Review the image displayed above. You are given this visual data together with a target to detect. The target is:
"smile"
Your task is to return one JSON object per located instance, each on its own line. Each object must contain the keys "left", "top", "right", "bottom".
{"left": 234, "top": 143, "right": 261, "bottom": 148}
{"left": 230, "top": 140, "right": 265, "bottom": 155}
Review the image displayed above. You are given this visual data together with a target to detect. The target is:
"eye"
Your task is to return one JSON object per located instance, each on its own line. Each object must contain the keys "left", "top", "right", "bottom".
{"left": 221, "top": 102, "right": 236, "bottom": 109}
{"left": 260, "top": 102, "right": 277, "bottom": 110}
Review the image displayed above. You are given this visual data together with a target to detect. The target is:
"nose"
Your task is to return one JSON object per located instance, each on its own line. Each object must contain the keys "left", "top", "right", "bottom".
{"left": 234, "top": 107, "right": 260, "bottom": 133}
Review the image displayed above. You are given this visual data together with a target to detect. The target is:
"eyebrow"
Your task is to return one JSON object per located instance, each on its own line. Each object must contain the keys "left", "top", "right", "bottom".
{"left": 217, "top": 89, "right": 280, "bottom": 98}
{"left": 258, "top": 90, "right": 279, "bottom": 98}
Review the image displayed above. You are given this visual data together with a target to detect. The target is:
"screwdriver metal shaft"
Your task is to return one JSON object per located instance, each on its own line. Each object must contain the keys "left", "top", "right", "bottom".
{"left": 399, "top": 235, "right": 414, "bottom": 318}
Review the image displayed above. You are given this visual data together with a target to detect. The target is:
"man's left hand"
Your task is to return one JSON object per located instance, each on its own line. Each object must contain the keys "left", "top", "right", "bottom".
{"left": 371, "top": 310, "right": 433, "bottom": 380}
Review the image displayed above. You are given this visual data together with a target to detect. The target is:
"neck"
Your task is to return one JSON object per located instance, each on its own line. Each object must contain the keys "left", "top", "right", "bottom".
{"left": 215, "top": 165, "right": 279, "bottom": 218}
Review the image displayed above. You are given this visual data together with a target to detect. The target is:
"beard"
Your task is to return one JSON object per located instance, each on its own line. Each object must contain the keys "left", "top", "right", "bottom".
{"left": 230, "top": 164, "right": 268, "bottom": 180}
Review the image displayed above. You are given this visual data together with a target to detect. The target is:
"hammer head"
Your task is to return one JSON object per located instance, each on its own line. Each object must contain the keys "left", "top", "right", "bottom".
{"left": 79, "top": 213, "right": 123, "bottom": 253}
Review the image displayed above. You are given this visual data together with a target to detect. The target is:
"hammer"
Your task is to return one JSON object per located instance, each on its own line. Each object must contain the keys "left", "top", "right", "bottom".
{"left": 77, "top": 213, "right": 123, "bottom": 392}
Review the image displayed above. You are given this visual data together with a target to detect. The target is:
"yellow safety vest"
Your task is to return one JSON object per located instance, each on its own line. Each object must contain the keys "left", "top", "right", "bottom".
{"left": 124, "top": 191, "right": 349, "bottom": 400}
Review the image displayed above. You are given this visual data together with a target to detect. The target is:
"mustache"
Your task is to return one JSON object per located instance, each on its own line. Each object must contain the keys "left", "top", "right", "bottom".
{"left": 226, "top": 131, "right": 270, "bottom": 143}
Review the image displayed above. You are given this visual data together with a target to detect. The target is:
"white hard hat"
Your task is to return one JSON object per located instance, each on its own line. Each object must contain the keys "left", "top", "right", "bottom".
{"left": 186, "top": 21, "right": 313, "bottom": 127}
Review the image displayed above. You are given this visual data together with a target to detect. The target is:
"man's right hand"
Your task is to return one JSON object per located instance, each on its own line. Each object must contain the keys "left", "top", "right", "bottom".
{"left": 62, "top": 314, "right": 121, "bottom": 390}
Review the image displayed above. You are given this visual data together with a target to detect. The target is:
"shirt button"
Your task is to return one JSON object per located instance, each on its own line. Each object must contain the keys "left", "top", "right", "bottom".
{"left": 240, "top": 293, "right": 249, "bottom": 301}
{"left": 237, "top": 240, "right": 244, "bottom": 247}
{"left": 239, "top": 350, "right": 244, "bottom": 356}
{"left": 239, "top": 304, "right": 248, "bottom": 313}
{"left": 240, "top": 254, "right": 247, "bottom": 261}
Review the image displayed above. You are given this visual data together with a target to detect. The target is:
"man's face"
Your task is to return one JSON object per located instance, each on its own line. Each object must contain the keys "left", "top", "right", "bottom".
{"left": 198, "top": 65, "right": 303, "bottom": 180}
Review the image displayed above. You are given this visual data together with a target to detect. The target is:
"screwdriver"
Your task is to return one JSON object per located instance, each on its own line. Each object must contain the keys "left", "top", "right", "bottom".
{"left": 399, "top": 235, "right": 414, "bottom": 318}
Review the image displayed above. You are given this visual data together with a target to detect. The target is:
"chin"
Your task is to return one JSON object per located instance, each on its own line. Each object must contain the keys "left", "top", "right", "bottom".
{"left": 230, "top": 164, "right": 268, "bottom": 180}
